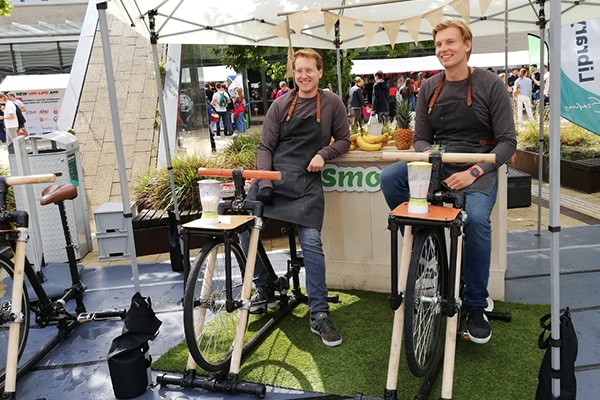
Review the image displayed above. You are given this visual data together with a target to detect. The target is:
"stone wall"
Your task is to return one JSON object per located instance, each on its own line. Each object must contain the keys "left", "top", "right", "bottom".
{"left": 74, "top": 15, "right": 163, "bottom": 218}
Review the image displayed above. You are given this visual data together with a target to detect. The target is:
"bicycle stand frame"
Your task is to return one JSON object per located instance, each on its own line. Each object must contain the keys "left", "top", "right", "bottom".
{"left": 0, "top": 182, "right": 127, "bottom": 397}
{"left": 158, "top": 218, "right": 298, "bottom": 397}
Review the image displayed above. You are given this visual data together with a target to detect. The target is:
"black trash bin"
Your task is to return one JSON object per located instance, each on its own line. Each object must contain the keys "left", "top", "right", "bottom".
{"left": 108, "top": 293, "right": 162, "bottom": 399}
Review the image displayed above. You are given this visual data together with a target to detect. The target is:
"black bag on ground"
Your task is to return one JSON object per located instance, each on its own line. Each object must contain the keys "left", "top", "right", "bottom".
{"left": 535, "top": 307, "right": 578, "bottom": 400}
{"left": 108, "top": 293, "right": 162, "bottom": 399}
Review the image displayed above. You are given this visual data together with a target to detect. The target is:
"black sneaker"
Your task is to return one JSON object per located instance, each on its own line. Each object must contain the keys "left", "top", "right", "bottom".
{"left": 249, "top": 286, "right": 276, "bottom": 314}
{"left": 466, "top": 307, "right": 492, "bottom": 344}
{"left": 310, "top": 312, "right": 343, "bottom": 347}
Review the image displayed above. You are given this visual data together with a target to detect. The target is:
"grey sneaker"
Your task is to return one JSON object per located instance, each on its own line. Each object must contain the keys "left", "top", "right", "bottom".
{"left": 310, "top": 312, "right": 343, "bottom": 347}
{"left": 249, "top": 286, "right": 276, "bottom": 314}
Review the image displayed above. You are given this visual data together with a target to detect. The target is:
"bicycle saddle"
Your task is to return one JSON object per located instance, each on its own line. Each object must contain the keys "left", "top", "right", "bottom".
{"left": 40, "top": 184, "right": 78, "bottom": 205}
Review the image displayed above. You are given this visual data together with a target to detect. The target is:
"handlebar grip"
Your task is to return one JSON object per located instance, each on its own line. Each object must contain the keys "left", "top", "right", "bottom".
{"left": 198, "top": 168, "right": 282, "bottom": 181}
{"left": 381, "top": 152, "right": 496, "bottom": 164}
{"left": 4, "top": 174, "right": 56, "bottom": 186}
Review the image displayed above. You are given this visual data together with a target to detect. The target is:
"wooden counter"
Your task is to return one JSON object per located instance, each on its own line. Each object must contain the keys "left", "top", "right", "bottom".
{"left": 321, "top": 148, "right": 508, "bottom": 300}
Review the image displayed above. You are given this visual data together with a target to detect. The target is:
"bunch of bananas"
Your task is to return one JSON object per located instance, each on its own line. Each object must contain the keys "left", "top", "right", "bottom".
{"left": 350, "top": 132, "right": 392, "bottom": 151}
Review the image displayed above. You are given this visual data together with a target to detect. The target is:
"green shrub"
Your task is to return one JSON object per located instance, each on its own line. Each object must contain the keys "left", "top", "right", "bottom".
{"left": 132, "top": 132, "right": 260, "bottom": 211}
{"left": 0, "top": 165, "right": 16, "bottom": 211}
{"left": 517, "top": 120, "right": 600, "bottom": 160}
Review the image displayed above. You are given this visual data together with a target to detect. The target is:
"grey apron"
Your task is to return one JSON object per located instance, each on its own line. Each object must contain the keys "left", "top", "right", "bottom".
{"left": 249, "top": 94, "right": 324, "bottom": 230}
{"left": 427, "top": 69, "right": 497, "bottom": 194}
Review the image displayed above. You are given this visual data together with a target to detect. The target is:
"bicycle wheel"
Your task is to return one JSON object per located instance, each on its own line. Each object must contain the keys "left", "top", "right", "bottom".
{"left": 183, "top": 238, "right": 246, "bottom": 372}
{"left": 0, "top": 255, "right": 31, "bottom": 377}
{"left": 404, "top": 227, "right": 447, "bottom": 377}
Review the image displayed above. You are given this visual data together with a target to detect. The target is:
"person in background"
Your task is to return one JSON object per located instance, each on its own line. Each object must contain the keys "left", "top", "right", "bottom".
{"left": 543, "top": 64, "right": 550, "bottom": 105}
{"left": 348, "top": 76, "right": 366, "bottom": 128}
{"left": 233, "top": 87, "right": 247, "bottom": 134}
{"left": 205, "top": 100, "right": 218, "bottom": 153}
{"left": 276, "top": 81, "right": 291, "bottom": 98}
{"left": 388, "top": 79, "right": 398, "bottom": 120}
{"left": 514, "top": 68, "right": 534, "bottom": 126}
{"left": 211, "top": 82, "right": 233, "bottom": 137}
{"left": 372, "top": 70, "right": 390, "bottom": 123}
{"left": 530, "top": 64, "right": 541, "bottom": 101}
{"left": 179, "top": 89, "right": 193, "bottom": 133}
{"left": 246, "top": 48, "right": 350, "bottom": 347}
{"left": 0, "top": 93, "right": 18, "bottom": 145}
{"left": 7, "top": 92, "right": 25, "bottom": 112}
{"left": 380, "top": 20, "right": 516, "bottom": 345}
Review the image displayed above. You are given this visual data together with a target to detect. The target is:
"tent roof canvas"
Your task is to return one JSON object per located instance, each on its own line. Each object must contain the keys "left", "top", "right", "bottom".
{"left": 108, "top": 0, "right": 600, "bottom": 49}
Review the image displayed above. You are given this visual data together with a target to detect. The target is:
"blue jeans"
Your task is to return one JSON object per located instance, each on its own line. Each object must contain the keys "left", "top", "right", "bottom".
{"left": 380, "top": 162, "right": 498, "bottom": 309}
{"left": 216, "top": 111, "right": 232, "bottom": 135}
{"left": 241, "top": 223, "right": 329, "bottom": 314}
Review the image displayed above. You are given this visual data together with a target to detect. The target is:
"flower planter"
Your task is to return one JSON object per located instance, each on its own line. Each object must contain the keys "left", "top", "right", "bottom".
{"left": 509, "top": 149, "right": 600, "bottom": 193}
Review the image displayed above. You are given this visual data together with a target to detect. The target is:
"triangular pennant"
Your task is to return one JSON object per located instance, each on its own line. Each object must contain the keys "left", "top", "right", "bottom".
{"left": 284, "top": 47, "right": 294, "bottom": 79}
{"left": 479, "top": 0, "right": 492, "bottom": 16}
{"left": 266, "top": 19, "right": 290, "bottom": 38}
{"left": 323, "top": 11, "right": 339, "bottom": 35}
{"left": 305, "top": 7, "right": 321, "bottom": 23}
{"left": 424, "top": 8, "right": 444, "bottom": 29}
{"left": 403, "top": 16, "right": 422, "bottom": 44}
{"left": 362, "top": 20, "right": 380, "bottom": 48}
{"left": 338, "top": 15, "right": 357, "bottom": 41}
{"left": 287, "top": 12, "right": 304, "bottom": 36}
{"left": 382, "top": 20, "right": 402, "bottom": 48}
{"left": 450, "top": 0, "right": 471, "bottom": 22}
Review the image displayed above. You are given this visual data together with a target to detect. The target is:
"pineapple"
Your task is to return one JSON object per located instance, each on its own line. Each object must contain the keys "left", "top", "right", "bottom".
{"left": 394, "top": 100, "right": 413, "bottom": 150}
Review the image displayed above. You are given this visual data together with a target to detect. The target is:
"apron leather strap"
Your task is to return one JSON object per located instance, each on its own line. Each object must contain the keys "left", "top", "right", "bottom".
{"left": 285, "top": 90, "right": 321, "bottom": 123}
{"left": 427, "top": 67, "right": 473, "bottom": 115}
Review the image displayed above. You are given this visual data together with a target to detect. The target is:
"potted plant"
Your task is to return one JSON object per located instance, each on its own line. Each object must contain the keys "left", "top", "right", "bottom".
{"left": 510, "top": 120, "right": 600, "bottom": 193}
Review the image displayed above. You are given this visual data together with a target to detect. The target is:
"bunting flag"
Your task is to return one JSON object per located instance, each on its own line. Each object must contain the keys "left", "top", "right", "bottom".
{"left": 450, "top": 0, "right": 471, "bottom": 22}
{"left": 424, "top": 8, "right": 444, "bottom": 29}
{"left": 284, "top": 45, "right": 294, "bottom": 79}
{"left": 403, "top": 16, "right": 422, "bottom": 44}
{"left": 382, "top": 20, "right": 402, "bottom": 48}
{"left": 288, "top": 11, "right": 304, "bottom": 36}
{"left": 338, "top": 15, "right": 357, "bottom": 41}
{"left": 560, "top": 18, "right": 600, "bottom": 136}
{"left": 479, "top": 0, "right": 492, "bottom": 16}
{"left": 266, "top": 19, "right": 290, "bottom": 38}
{"left": 362, "top": 20, "right": 380, "bottom": 48}
{"left": 323, "top": 11, "right": 338, "bottom": 35}
{"left": 304, "top": 7, "right": 321, "bottom": 23}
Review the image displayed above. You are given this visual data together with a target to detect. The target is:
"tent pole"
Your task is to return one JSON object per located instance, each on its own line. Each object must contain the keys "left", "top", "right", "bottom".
{"left": 96, "top": 1, "right": 141, "bottom": 293}
{"left": 335, "top": 21, "right": 343, "bottom": 99}
{"left": 548, "top": 0, "right": 562, "bottom": 397}
{"left": 148, "top": 11, "right": 184, "bottom": 258}
{"left": 536, "top": 2, "right": 548, "bottom": 236}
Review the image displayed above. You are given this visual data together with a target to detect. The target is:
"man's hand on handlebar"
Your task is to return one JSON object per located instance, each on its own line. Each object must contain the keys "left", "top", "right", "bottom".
{"left": 443, "top": 169, "right": 479, "bottom": 191}
{"left": 257, "top": 187, "right": 274, "bottom": 205}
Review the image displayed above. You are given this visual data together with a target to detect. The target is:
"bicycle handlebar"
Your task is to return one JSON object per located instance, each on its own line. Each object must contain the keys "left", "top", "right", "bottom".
{"left": 198, "top": 168, "right": 282, "bottom": 181}
{"left": 381, "top": 152, "right": 496, "bottom": 164}
{"left": 3, "top": 174, "right": 56, "bottom": 186}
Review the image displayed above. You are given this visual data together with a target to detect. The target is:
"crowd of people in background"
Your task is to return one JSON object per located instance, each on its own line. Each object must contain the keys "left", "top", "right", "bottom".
{"left": 176, "top": 61, "right": 548, "bottom": 154}
{"left": 346, "top": 63, "right": 549, "bottom": 129}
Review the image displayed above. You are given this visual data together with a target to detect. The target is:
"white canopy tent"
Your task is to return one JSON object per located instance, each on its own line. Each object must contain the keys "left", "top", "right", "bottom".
{"left": 351, "top": 50, "right": 530, "bottom": 74}
{"left": 100, "top": 1, "right": 600, "bottom": 396}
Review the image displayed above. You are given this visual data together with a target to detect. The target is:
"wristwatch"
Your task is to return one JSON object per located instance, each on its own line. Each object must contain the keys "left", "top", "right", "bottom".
{"left": 468, "top": 166, "right": 481, "bottom": 179}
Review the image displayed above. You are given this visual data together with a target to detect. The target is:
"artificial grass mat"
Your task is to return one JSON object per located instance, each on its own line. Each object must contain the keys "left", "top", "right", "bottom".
{"left": 153, "top": 290, "right": 549, "bottom": 399}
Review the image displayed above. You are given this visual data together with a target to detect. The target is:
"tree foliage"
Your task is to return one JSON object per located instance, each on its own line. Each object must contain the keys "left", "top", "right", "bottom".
{"left": 211, "top": 45, "right": 270, "bottom": 72}
{"left": 0, "top": 0, "right": 12, "bottom": 16}
{"left": 322, "top": 48, "right": 359, "bottom": 98}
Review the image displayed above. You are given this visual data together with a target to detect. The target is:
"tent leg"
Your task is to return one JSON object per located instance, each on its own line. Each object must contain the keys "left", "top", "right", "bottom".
{"left": 97, "top": 1, "right": 141, "bottom": 293}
